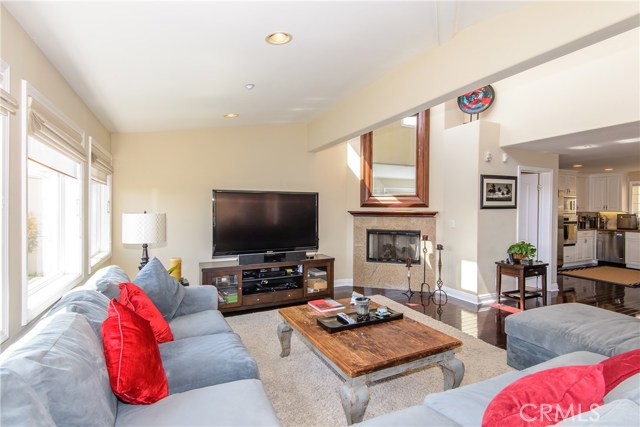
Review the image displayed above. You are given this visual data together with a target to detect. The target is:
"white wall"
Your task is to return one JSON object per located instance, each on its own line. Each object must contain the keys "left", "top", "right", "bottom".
{"left": 483, "top": 28, "right": 640, "bottom": 146}
{"left": 110, "top": 126, "right": 351, "bottom": 282}
{"left": 307, "top": 1, "right": 639, "bottom": 150}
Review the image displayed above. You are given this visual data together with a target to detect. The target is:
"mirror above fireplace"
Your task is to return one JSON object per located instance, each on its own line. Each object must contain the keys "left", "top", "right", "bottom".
{"left": 360, "top": 109, "right": 430, "bottom": 207}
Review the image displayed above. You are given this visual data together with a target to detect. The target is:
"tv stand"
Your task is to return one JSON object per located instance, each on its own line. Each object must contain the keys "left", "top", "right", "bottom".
{"left": 201, "top": 254, "right": 334, "bottom": 313}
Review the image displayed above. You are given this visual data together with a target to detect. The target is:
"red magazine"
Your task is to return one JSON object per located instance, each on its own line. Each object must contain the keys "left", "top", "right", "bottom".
{"left": 308, "top": 298, "right": 345, "bottom": 313}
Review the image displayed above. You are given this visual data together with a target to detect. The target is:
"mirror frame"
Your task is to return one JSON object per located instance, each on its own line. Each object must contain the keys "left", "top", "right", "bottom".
{"left": 360, "top": 109, "right": 430, "bottom": 207}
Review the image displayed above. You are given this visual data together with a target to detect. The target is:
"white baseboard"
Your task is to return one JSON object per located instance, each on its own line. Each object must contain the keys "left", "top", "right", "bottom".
{"left": 334, "top": 279, "right": 353, "bottom": 288}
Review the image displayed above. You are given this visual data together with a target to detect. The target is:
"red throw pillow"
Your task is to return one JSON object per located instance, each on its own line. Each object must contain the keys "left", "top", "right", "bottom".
{"left": 599, "top": 349, "right": 640, "bottom": 394}
{"left": 119, "top": 282, "right": 173, "bottom": 343}
{"left": 482, "top": 364, "right": 605, "bottom": 427}
{"left": 101, "top": 299, "right": 168, "bottom": 404}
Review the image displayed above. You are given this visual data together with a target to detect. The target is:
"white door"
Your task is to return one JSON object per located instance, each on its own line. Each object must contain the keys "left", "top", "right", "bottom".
{"left": 519, "top": 173, "right": 540, "bottom": 249}
{"left": 518, "top": 170, "right": 554, "bottom": 290}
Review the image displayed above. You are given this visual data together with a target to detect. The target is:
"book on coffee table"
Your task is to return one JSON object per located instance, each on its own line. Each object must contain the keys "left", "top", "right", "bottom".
{"left": 308, "top": 298, "right": 345, "bottom": 313}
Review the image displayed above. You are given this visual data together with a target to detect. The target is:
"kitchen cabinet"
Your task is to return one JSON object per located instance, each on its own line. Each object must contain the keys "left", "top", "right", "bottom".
{"left": 576, "top": 230, "right": 596, "bottom": 263}
{"left": 563, "top": 245, "right": 576, "bottom": 264}
{"left": 559, "top": 172, "right": 577, "bottom": 196}
{"left": 575, "top": 175, "right": 589, "bottom": 211}
{"left": 625, "top": 232, "right": 640, "bottom": 270}
{"left": 589, "top": 174, "right": 622, "bottom": 211}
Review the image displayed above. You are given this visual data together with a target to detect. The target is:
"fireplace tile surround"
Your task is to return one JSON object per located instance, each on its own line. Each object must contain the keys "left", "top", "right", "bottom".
{"left": 350, "top": 211, "right": 437, "bottom": 291}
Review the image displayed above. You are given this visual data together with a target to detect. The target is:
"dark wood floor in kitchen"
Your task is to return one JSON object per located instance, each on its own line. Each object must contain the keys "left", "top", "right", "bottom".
{"left": 335, "top": 274, "right": 640, "bottom": 350}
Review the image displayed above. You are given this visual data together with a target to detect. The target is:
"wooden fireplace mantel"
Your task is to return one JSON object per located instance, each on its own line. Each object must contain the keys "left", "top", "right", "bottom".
{"left": 348, "top": 210, "right": 438, "bottom": 217}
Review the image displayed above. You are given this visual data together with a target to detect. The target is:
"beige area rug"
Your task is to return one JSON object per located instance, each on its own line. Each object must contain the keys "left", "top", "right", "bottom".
{"left": 226, "top": 295, "right": 513, "bottom": 427}
{"left": 559, "top": 266, "right": 640, "bottom": 287}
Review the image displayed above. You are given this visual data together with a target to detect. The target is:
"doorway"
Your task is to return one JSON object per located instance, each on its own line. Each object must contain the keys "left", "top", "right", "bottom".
{"left": 518, "top": 167, "right": 556, "bottom": 290}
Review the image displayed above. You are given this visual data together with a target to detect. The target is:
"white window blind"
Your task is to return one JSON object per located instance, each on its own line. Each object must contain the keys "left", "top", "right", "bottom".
{"left": 0, "top": 62, "right": 17, "bottom": 117}
{"left": 27, "top": 96, "right": 84, "bottom": 163}
{"left": 0, "top": 88, "right": 18, "bottom": 116}
{"left": 90, "top": 139, "right": 113, "bottom": 184}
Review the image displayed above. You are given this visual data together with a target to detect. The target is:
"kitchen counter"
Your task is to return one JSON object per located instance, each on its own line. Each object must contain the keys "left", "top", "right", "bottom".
{"left": 578, "top": 228, "right": 640, "bottom": 233}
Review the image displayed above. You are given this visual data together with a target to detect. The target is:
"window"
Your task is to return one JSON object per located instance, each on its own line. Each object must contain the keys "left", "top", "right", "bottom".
{"left": 89, "top": 138, "right": 112, "bottom": 269}
{"left": 23, "top": 83, "right": 85, "bottom": 323}
{"left": 630, "top": 181, "right": 640, "bottom": 215}
{"left": 0, "top": 60, "right": 18, "bottom": 341}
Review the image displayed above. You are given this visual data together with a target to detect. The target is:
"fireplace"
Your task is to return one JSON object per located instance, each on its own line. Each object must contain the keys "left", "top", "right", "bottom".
{"left": 350, "top": 210, "right": 437, "bottom": 290}
{"left": 367, "top": 229, "right": 420, "bottom": 264}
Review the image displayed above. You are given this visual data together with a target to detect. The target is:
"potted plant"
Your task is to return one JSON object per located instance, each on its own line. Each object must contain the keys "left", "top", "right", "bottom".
{"left": 507, "top": 241, "right": 536, "bottom": 264}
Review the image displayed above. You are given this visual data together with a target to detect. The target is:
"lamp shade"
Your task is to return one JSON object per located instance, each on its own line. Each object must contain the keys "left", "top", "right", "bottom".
{"left": 122, "top": 213, "right": 166, "bottom": 245}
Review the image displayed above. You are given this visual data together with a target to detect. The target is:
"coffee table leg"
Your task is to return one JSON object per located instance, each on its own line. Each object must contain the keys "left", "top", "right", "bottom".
{"left": 277, "top": 322, "right": 292, "bottom": 358}
{"left": 439, "top": 357, "right": 465, "bottom": 390}
{"left": 340, "top": 377, "right": 370, "bottom": 425}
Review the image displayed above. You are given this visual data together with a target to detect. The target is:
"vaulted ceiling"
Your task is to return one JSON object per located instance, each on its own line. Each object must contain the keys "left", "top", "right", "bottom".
{"left": 4, "top": 1, "right": 525, "bottom": 132}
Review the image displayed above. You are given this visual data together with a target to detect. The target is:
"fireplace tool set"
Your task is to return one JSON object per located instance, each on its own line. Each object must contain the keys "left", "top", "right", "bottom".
{"left": 403, "top": 236, "right": 448, "bottom": 305}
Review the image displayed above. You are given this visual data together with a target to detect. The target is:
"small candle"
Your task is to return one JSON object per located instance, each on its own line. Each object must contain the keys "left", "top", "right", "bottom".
{"left": 406, "top": 257, "right": 412, "bottom": 267}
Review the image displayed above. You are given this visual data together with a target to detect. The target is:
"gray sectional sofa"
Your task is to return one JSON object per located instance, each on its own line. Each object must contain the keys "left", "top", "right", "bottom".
{"left": 356, "top": 303, "right": 640, "bottom": 426}
{"left": 0, "top": 259, "right": 280, "bottom": 426}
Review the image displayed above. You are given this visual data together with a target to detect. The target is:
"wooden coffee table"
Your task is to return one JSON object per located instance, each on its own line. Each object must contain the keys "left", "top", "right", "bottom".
{"left": 277, "top": 299, "right": 464, "bottom": 425}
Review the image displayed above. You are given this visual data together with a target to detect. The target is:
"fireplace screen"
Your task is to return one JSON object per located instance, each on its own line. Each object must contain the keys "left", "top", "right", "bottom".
{"left": 366, "top": 229, "right": 420, "bottom": 264}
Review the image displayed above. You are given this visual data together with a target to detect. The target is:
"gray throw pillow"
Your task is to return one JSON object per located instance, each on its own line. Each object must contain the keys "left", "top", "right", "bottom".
{"left": 82, "top": 265, "right": 130, "bottom": 299}
{"left": 133, "top": 257, "right": 185, "bottom": 320}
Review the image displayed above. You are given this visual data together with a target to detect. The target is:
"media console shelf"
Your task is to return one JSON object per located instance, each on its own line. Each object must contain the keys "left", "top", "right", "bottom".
{"left": 200, "top": 254, "right": 334, "bottom": 313}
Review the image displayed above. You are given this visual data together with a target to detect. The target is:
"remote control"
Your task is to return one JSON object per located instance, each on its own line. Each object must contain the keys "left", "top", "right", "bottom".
{"left": 336, "top": 313, "right": 356, "bottom": 325}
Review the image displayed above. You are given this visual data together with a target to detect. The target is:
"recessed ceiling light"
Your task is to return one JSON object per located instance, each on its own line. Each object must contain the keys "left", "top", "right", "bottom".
{"left": 223, "top": 113, "right": 239, "bottom": 119}
{"left": 568, "top": 144, "right": 597, "bottom": 150}
{"left": 265, "top": 32, "right": 292, "bottom": 45}
{"left": 604, "top": 168, "right": 614, "bottom": 171}
{"left": 572, "top": 164, "right": 583, "bottom": 168}
{"left": 245, "top": 83, "right": 255, "bottom": 90}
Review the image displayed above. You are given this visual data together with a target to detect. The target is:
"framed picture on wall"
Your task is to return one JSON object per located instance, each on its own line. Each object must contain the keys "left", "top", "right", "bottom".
{"left": 480, "top": 175, "right": 517, "bottom": 209}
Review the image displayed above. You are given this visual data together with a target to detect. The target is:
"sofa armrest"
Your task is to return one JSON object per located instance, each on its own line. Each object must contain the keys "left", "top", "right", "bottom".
{"left": 174, "top": 286, "right": 218, "bottom": 316}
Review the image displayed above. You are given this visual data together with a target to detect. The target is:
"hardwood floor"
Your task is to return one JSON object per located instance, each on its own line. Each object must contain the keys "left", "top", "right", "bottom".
{"left": 335, "top": 274, "right": 640, "bottom": 350}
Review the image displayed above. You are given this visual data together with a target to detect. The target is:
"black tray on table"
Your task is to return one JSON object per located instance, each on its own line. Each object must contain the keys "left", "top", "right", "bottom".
{"left": 316, "top": 309, "right": 403, "bottom": 333}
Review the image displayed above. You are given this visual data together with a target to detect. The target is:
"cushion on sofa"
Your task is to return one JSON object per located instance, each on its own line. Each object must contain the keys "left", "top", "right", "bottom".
{"left": 114, "top": 379, "right": 280, "bottom": 427}
{"left": 599, "top": 349, "right": 640, "bottom": 394}
{"left": 0, "top": 368, "right": 56, "bottom": 427}
{"left": 424, "top": 352, "right": 606, "bottom": 427}
{"left": 168, "top": 309, "right": 232, "bottom": 340}
{"left": 119, "top": 282, "right": 174, "bottom": 343}
{"left": 506, "top": 303, "right": 640, "bottom": 361}
{"left": 159, "top": 332, "right": 259, "bottom": 394}
{"left": 0, "top": 312, "right": 117, "bottom": 426}
{"left": 604, "top": 373, "right": 640, "bottom": 405}
{"left": 45, "top": 288, "right": 109, "bottom": 339}
{"left": 556, "top": 398, "right": 640, "bottom": 426}
{"left": 353, "top": 404, "right": 461, "bottom": 427}
{"left": 82, "top": 265, "right": 130, "bottom": 300}
{"left": 134, "top": 257, "right": 185, "bottom": 321}
{"left": 102, "top": 299, "right": 169, "bottom": 404}
{"left": 174, "top": 285, "right": 219, "bottom": 315}
{"left": 481, "top": 364, "right": 605, "bottom": 427}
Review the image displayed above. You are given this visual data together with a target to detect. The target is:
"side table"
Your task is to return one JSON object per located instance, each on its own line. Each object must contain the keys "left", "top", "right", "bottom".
{"left": 495, "top": 261, "right": 548, "bottom": 310}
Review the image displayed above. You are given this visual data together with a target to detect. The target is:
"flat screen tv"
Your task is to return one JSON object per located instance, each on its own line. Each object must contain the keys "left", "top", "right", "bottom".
{"left": 212, "top": 190, "right": 319, "bottom": 257}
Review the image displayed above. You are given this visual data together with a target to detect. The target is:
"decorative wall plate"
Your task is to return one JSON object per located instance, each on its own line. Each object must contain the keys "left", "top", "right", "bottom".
{"left": 457, "top": 85, "right": 495, "bottom": 115}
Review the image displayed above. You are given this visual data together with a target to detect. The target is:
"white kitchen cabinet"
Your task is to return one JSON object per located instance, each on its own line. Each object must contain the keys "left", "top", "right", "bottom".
{"left": 589, "top": 174, "right": 622, "bottom": 211}
{"left": 575, "top": 175, "right": 589, "bottom": 211}
{"left": 563, "top": 244, "right": 576, "bottom": 264}
{"left": 625, "top": 232, "right": 640, "bottom": 270}
{"left": 559, "top": 172, "right": 577, "bottom": 196}
{"left": 576, "top": 230, "right": 596, "bottom": 263}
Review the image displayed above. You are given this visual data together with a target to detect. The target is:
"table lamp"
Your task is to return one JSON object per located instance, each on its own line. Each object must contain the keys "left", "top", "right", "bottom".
{"left": 122, "top": 211, "right": 166, "bottom": 270}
